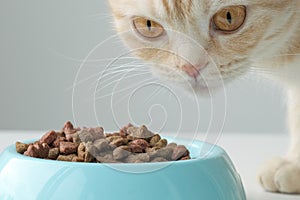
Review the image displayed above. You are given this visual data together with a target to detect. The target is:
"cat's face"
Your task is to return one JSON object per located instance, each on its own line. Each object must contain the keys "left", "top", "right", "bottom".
{"left": 108, "top": 0, "right": 296, "bottom": 94}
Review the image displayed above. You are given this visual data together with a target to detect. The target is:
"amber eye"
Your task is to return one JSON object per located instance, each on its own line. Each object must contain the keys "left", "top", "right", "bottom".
{"left": 213, "top": 6, "right": 246, "bottom": 32}
{"left": 133, "top": 17, "right": 165, "bottom": 39}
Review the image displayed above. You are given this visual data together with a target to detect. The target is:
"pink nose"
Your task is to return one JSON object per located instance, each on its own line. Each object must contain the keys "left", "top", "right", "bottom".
{"left": 182, "top": 64, "right": 206, "bottom": 78}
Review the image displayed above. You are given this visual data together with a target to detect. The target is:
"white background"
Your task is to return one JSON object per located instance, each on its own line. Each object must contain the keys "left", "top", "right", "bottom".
{"left": 0, "top": 0, "right": 287, "bottom": 134}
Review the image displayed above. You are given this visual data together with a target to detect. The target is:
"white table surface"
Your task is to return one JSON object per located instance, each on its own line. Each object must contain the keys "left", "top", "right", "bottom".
{"left": 0, "top": 131, "right": 300, "bottom": 200}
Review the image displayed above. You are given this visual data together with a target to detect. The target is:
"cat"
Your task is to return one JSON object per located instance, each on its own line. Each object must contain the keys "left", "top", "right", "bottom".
{"left": 108, "top": 0, "right": 300, "bottom": 194}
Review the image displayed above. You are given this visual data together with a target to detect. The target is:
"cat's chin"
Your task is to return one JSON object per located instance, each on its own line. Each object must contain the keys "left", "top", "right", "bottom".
{"left": 182, "top": 83, "right": 224, "bottom": 98}
{"left": 162, "top": 79, "right": 225, "bottom": 98}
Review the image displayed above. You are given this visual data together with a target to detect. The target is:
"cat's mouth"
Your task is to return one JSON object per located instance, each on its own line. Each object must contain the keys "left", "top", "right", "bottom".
{"left": 190, "top": 59, "right": 250, "bottom": 94}
{"left": 151, "top": 66, "right": 225, "bottom": 94}
{"left": 151, "top": 58, "right": 249, "bottom": 95}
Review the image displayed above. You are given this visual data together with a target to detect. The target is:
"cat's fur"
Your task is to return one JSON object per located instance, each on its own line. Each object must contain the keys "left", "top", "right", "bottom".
{"left": 108, "top": 0, "right": 300, "bottom": 193}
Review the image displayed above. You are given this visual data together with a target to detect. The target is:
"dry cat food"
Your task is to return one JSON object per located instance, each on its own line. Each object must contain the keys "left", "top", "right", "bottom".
{"left": 15, "top": 121, "right": 191, "bottom": 163}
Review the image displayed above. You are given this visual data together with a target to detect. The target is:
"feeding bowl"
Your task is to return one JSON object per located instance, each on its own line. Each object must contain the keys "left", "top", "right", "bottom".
{"left": 0, "top": 137, "right": 246, "bottom": 200}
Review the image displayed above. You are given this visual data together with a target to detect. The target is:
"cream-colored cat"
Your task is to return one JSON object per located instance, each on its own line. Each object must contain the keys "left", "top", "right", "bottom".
{"left": 108, "top": 0, "right": 300, "bottom": 194}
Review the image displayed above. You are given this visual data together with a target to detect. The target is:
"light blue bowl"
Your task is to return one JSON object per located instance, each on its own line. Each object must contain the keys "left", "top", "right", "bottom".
{"left": 0, "top": 137, "right": 246, "bottom": 200}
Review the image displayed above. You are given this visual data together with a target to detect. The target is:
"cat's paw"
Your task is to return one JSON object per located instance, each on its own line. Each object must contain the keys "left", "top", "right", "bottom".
{"left": 258, "top": 157, "right": 300, "bottom": 194}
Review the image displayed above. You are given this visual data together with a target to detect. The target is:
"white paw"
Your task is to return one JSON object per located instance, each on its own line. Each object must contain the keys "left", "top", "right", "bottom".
{"left": 258, "top": 157, "right": 300, "bottom": 194}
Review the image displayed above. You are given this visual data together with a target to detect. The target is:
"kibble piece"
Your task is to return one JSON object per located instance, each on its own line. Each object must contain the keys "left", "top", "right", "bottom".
{"left": 62, "top": 121, "right": 76, "bottom": 135}
{"left": 87, "top": 127, "right": 105, "bottom": 140}
{"left": 113, "top": 146, "right": 131, "bottom": 160}
{"left": 53, "top": 137, "right": 66, "bottom": 148}
{"left": 106, "top": 136, "right": 122, "bottom": 143}
{"left": 65, "top": 127, "right": 81, "bottom": 142}
{"left": 105, "top": 133, "right": 120, "bottom": 137}
{"left": 71, "top": 132, "right": 82, "bottom": 144}
{"left": 40, "top": 130, "right": 57, "bottom": 145}
{"left": 125, "top": 153, "right": 150, "bottom": 163}
{"left": 121, "top": 145, "right": 131, "bottom": 152}
{"left": 65, "top": 133, "right": 74, "bottom": 142}
{"left": 155, "top": 139, "right": 168, "bottom": 148}
{"left": 167, "top": 143, "right": 177, "bottom": 149}
{"left": 139, "top": 125, "right": 155, "bottom": 138}
{"left": 125, "top": 155, "right": 135, "bottom": 163}
{"left": 77, "top": 127, "right": 104, "bottom": 143}
{"left": 57, "top": 154, "right": 77, "bottom": 162}
{"left": 76, "top": 142, "right": 95, "bottom": 162}
{"left": 24, "top": 143, "right": 50, "bottom": 158}
{"left": 77, "top": 143, "right": 86, "bottom": 159}
{"left": 24, "top": 144, "right": 37, "bottom": 157}
{"left": 130, "top": 145, "right": 144, "bottom": 153}
{"left": 126, "top": 134, "right": 135, "bottom": 142}
{"left": 59, "top": 142, "right": 78, "bottom": 154}
{"left": 134, "top": 160, "right": 144, "bottom": 163}
{"left": 172, "top": 145, "right": 190, "bottom": 161}
{"left": 93, "top": 139, "right": 111, "bottom": 152}
{"left": 151, "top": 157, "right": 168, "bottom": 163}
{"left": 127, "top": 125, "right": 154, "bottom": 139}
{"left": 110, "top": 137, "right": 127, "bottom": 148}
{"left": 72, "top": 156, "right": 84, "bottom": 162}
{"left": 130, "top": 139, "right": 149, "bottom": 150}
{"left": 119, "top": 123, "right": 133, "bottom": 137}
{"left": 150, "top": 134, "right": 161, "bottom": 147}
{"left": 136, "top": 153, "right": 150, "bottom": 162}
{"left": 150, "top": 147, "right": 173, "bottom": 160}
{"left": 78, "top": 130, "right": 94, "bottom": 143}
{"left": 96, "top": 153, "right": 118, "bottom": 163}
{"left": 15, "top": 142, "right": 29, "bottom": 154}
{"left": 84, "top": 151, "right": 95, "bottom": 162}
{"left": 48, "top": 148, "right": 59, "bottom": 160}
{"left": 180, "top": 156, "right": 191, "bottom": 160}
{"left": 65, "top": 123, "right": 80, "bottom": 140}
{"left": 85, "top": 141, "right": 100, "bottom": 157}
{"left": 56, "top": 131, "right": 65, "bottom": 138}
{"left": 145, "top": 146, "right": 160, "bottom": 154}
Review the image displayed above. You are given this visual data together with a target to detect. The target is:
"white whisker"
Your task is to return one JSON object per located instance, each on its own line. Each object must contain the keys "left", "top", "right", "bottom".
{"left": 263, "top": 53, "right": 300, "bottom": 60}
{"left": 95, "top": 76, "right": 155, "bottom": 102}
{"left": 96, "top": 68, "right": 149, "bottom": 89}
{"left": 111, "top": 78, "right": 157, "bottom": 106}
{"left": 66, "top": 63, "right": 147, "bottom": 91}
{"left": 85, "top": 13, "right": 112, "bottom": 20}
{"left": 48, "top": 49, "right": 138, "bottom": 63}
{"left": 96, "top": 71, "right": 152, "bottom": 93}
